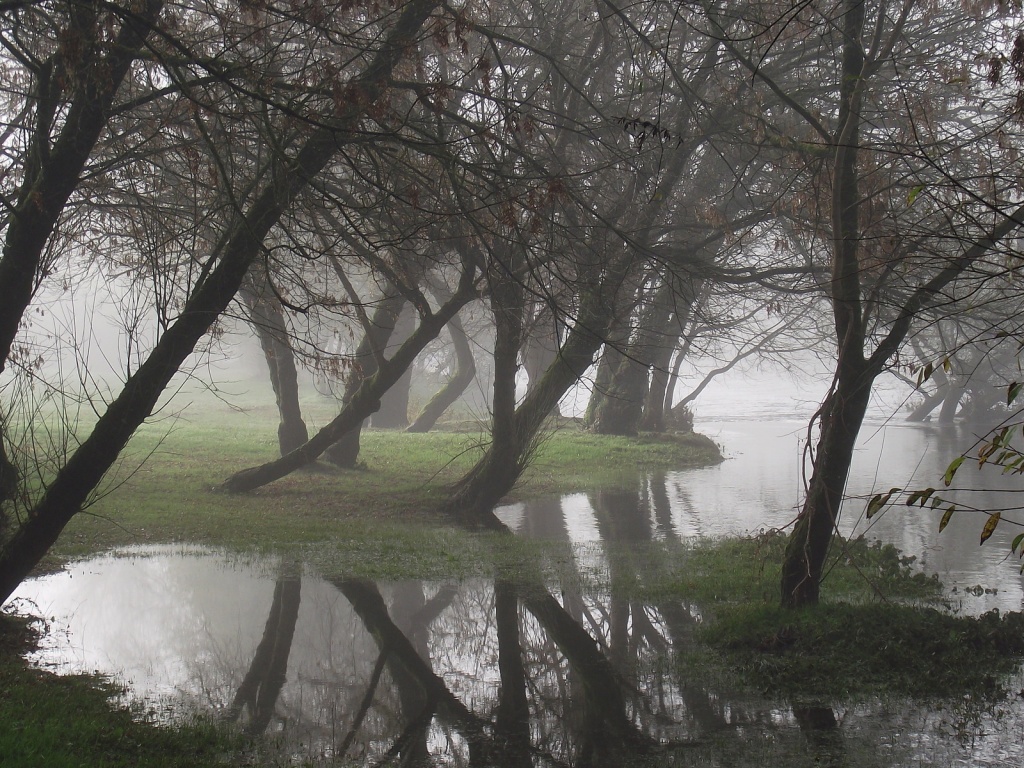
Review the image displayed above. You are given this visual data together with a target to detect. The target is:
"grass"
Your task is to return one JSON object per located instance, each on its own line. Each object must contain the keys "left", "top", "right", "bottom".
{"left": 660, "top": 531, "right": 1024, "bottom": 703}
{"left": 43, "top": 403, "right": 719, "bottom": 576}
{"left": 701, "top": 601, "right": 1024, "bottom": 700}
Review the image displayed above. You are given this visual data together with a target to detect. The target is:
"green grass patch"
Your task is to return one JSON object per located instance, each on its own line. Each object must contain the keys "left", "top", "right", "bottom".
{"left": 700, "top": 602, "right": 1024, "bottom": 700}
{"left": 45, "top": 405, "right": 718, "bottom": 573}
{"left": 666, "top": 532, "right": 1022, "bottom": 703}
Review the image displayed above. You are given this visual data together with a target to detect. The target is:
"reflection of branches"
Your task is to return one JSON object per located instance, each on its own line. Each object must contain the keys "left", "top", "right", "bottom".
{"left": 337, "top": 649, "right": 389, "bottom": 759}
{"left": 227, "top": 573, "right": 301, "bottom": 735}
{"left": 333, "top": 578, "right": 495, "bottom": 763}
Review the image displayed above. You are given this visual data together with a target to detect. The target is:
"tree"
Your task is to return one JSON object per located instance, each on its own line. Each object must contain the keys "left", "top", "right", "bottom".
{"left": 0, "top": 0, "right": 443, "bottom": 604}
{"left": 697, "top": 0, "right": 1024, "bottom": 608}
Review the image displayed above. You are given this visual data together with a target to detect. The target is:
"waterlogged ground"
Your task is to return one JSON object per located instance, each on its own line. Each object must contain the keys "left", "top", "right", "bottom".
{"left": 9, "top": 413, "right": 1024, "bottom": 766}
{"left": 10, "top": 537, "right": 1024, "bottom": 767}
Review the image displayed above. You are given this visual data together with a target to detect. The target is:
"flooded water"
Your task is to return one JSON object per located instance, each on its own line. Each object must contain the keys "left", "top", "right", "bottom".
{"left": 8, "top": 382, "right": 1024, "bottom": 765}
{"left": 9, "top": 541, "right": 1024, "bottom": 766}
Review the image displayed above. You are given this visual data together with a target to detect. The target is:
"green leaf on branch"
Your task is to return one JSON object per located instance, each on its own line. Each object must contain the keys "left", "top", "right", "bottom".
{"left": 1012, "top": 532, "right": 1024, "bottom": 556}
{"left": 1008, "top": 382, "right": 1022, "bottom": 407}
{"left": 943, "top": 456, "right": 964, "bottom": 486}
{"left": 906, "top": 487, "right": 935, "bottom": 507}
{"left": 980, "top": 512, "right": 1001, "bottom": 545}
{"left": 939, "top": 505, "right": 955, "bottom": 533}
{"left": 866, "top": 487, "right": 900, "bottom": 519}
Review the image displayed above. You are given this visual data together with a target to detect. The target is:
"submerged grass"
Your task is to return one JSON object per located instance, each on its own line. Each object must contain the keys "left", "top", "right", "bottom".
{"left": 701, "top": 601, "right": 1024, "bottom": 700}
{"left": 666, "top": 531, "right": 1024, "bottom": 703}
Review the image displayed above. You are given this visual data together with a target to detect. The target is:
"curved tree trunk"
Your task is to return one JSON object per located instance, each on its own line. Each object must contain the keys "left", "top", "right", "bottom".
{"left": 240, "top": 272, "right": 309, "bottom": 455}
{"left": 407, "top": 309, "right": 477, "bottom": 433}
{"left": 781, "top": 0, "right": 869, "bottom": 610}
{"left": 323, "top": 289, "right": 406, "bottom": 468}
{"left": 221, "top": 269, "right": 476, "bottom": 492}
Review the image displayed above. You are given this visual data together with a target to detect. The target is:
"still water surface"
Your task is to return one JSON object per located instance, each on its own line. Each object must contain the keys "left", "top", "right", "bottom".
{"left": 9, "top": 409, "right": 1024, "bottom": 765}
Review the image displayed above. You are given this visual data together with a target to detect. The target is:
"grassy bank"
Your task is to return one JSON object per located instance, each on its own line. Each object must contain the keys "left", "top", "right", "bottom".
{"left": 47, "top": 405, "right": 720, "bottom": 572}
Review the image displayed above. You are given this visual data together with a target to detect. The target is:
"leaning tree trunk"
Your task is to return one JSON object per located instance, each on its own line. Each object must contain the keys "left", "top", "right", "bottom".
{"left": 0, "top": 0, "right": 441, "bottom": 606}
{"left": 322, "top": 289, "right": 406, "bottom": 468}
{"left": 406, "top": 308, "right": 476, "bottom": 433}
{"left": 443, "top": 257, "right": 630, "bottom": 524}
{"left": 779, "top": 364, "right": 874, "bottom": 608}
{"left": 370, "top": 303, "right": 415, "bottom": 429}
{"left": 240, "top": 271, "right": 309, "bottom": 454}
{"left": 221, "top": 269, "right": 476, "bottom": 492}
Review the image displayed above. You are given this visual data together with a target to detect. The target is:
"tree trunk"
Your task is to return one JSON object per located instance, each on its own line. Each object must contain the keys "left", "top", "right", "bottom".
{"left": 0, "top": 0, "right": 166, "bottom": 378}
{"left": 780, "top": 0, "right": 867, "bottom": 611}
{"left": 592, "top": 279, "right": 676, "bottom": 436}
{"left": 221, "top": 269, "right": 476, "bottom": 492}
{"left": 583, "top": 318, "right": 628, "bottom": 428}
{"left": 780, "top": 366, "right": 873, "bottom": 608}
{"left": 443, "top": 257, "right": 629, "bottom": 523}
{"left": 240, "top": 272, "right": 309, "bottom": 454}
{"left": 323, "top": 289, "right": 406, "bottom": 468}
{"left": 640, "top": 343, "right": 674, "bottom": 433}
{"left": 372, "top": 304, "right": 416, "bottom": 429}
{"left": 521, "top": 302, "right": 560, "bottom": 394}
{"left": 406, "top": 308, "right": 476, "bottom": 432}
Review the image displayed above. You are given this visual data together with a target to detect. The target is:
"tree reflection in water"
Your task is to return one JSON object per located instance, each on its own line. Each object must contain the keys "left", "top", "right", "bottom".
{"left": 13, "top": 477, "right": 1023, "bottom": 766}
{"left": 213, "top": 490, "right": 855, "bottom": 767}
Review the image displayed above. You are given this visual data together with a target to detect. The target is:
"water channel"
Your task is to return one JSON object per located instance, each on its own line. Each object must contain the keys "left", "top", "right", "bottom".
{"left": 7, "top": 377, "right": 1024, "bottom": 765}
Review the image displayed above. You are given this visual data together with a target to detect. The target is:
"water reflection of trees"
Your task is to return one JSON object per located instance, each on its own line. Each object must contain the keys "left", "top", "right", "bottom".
{"left": 170, "top": 479, "right": 1020, "bottom": 765}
